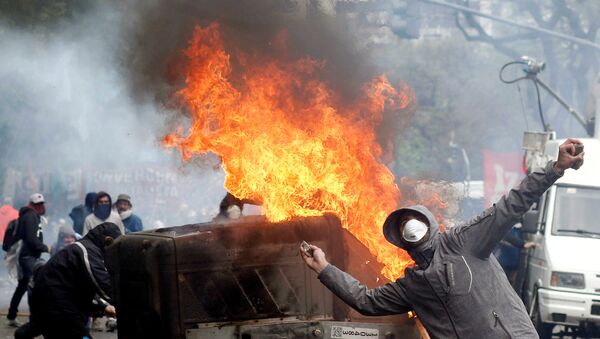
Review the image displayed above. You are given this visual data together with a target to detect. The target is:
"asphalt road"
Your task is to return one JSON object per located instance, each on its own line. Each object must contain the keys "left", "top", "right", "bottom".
{"left": 0, "top": 314, "right": 118, "bottom": 339}
{"left": 0, "top": 273, "right": 116, "bottom": 339}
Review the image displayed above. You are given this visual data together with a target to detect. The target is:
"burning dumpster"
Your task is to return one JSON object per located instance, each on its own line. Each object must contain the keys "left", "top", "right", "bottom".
{"left": 106, "top": 214, "right": 422, "bottom": 339}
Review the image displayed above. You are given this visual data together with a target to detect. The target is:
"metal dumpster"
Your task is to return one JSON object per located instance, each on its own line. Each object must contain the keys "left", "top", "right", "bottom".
{"left": 106, "top": 214, "right": 421, "bottom": 339}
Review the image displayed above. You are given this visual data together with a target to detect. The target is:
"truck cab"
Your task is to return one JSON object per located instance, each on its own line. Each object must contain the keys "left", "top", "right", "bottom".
{"left": 521, "top": 137, "right": 600, "bottom": 338}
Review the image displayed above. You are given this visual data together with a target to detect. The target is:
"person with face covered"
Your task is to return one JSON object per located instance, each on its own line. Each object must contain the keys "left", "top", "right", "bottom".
{"left": 6, "top": 193, "right": 49, "bottom": 327}
{"left": 116, "top": 194, "right": 143, "bottom": 234}
{"left": 301, "top": 138, "right": 585, "bottom": 339}
{"left": 16, "top": 222, "right": 122, "bottom": 339}
{"left": 82, "top": 191, "right": 124, "bottom": 236}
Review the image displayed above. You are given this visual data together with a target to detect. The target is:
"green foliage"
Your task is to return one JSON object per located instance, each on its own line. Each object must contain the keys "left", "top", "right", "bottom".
{"left": 0, "top": 0, "right": 92, "bottom": 30}
{"left": 370, "top": 37, "right": 530, "bottom": 180}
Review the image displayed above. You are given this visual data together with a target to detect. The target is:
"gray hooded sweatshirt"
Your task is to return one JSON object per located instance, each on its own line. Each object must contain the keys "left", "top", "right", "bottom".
{"left": 318, "top": 161, "right": 562, "bottom": 338}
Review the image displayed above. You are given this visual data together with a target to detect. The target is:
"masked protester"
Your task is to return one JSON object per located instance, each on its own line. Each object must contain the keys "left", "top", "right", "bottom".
{"left": 82, "top": 191, "right": 124, "bottom": 236}
{"left": 116, "top": 194, "right": 143, "bottom": 234}
{"left": 18, "top": 222, "right": 121, "bottom": 339}
{"left": 69, "top": 192, "right": 97, "bottom": 236}
{"left": 6, "top": 193, "right": 49, "bottom": 328}
{"left": 301, "top": 138, "right": 585, "bottom": 339}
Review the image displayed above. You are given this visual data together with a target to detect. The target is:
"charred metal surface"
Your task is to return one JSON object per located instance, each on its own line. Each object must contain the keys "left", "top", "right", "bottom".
{"left": 106, "top": 214, "right": 418, "bottom": 339}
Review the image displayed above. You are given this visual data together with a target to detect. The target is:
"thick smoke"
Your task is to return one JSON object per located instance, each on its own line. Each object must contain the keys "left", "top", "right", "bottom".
{"left": 0, "top": 1, "right": 415, "bottom": 231}
{"left": 0, "top": 3, "right": 227, "bottom": 228}
{"left": 118, "top": 0, "right": 377, "bottom": 104}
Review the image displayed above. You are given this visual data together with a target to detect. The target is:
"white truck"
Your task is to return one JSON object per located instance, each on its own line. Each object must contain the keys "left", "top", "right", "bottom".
{"left": 520, "top": 135, "right": 600, "bottom": 338}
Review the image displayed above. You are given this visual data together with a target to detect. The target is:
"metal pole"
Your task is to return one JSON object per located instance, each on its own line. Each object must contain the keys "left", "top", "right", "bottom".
{"left": 419, "top": 0, "right": 600, "bottom": 52}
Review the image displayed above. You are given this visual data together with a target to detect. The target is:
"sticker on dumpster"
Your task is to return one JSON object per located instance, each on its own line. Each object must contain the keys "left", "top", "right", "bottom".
{"left": 331, "top": 325, "right": 379, "bottom": 338}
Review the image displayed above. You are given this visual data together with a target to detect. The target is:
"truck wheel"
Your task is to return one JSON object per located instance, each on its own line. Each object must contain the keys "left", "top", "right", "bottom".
{"left": 530, "top": 291, "right": 554, "bottom": 339}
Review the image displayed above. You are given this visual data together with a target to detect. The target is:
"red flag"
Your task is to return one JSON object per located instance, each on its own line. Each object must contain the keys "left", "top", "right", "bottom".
{"left": 483, "top": 150, "right": 525, "bottom": 208}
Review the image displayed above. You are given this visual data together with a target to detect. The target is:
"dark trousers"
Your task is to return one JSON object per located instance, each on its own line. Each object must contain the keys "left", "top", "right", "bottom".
{"left": 7, "top": 277, "right": 28, "bottom": 320}
{"left": 8, "top": 256, "right": 44, "bottom": 320}
{"left": 39, "top": 314, "right": 92, "bottom": 339}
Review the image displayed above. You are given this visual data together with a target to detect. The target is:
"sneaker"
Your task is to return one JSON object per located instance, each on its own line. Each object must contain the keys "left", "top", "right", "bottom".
{"left": 7, "top": 318, "right": 22, "bottom": 328}
{"left": 105, "top": 317, "right": 117, "bottom": 332}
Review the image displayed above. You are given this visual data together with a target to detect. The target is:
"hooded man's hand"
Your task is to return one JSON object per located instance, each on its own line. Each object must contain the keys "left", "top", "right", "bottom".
{"left": 300, "top": 244, "right": 329, "bottom": 274}
{"left": 553, "top": 138, "right": 585, "bottom": 175}
{"left": 105, "top": 305, "right": 116, "bottom": 317}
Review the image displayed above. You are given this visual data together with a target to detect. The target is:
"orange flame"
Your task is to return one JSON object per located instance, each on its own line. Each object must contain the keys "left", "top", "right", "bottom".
{"left": 164, "top": 23, "right": 424, "bottom": 279}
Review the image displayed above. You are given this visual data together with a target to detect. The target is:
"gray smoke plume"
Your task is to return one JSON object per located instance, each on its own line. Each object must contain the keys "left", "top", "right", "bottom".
{"left": 1, "top": 1, "right": 401, "bottom": 230}
{"left": 0, "top": 3, "right": 228, "bottom": 227}
{"left": 118, "top": 0, "right": 377, "bottom": 104}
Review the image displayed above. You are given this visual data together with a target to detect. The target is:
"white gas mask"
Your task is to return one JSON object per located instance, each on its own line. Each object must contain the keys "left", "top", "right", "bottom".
{"left": 402, "top": 219, "right": 428, "bottom": 243}
{"left": 226, "top": 205, "right": 242, "bottom": 219}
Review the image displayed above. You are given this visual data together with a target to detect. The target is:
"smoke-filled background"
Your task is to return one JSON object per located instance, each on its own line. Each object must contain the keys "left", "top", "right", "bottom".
{"left": 1, "top": 0, "right": 599, "bottom": 308}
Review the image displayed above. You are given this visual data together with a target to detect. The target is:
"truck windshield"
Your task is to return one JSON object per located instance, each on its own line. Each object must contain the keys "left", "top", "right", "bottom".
{"left": 552, "top": 186, "right": 600, "bottom": 238}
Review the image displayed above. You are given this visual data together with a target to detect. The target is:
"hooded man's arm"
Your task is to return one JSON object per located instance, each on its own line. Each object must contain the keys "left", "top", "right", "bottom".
{"left": 89, "top": 255, "right": 113, "bottom": 300}
{"left": 88, "top": 295, "right": 111, "bottom": 317}
{"left": 457, "top": 161, "right": 561, "bottom": 258}
{"left": 75, "top": 242, "right": 113, "bottom": 302}
{"left": 21, "top": 211, "right": 49, "bottom": 253}
{"left": 318, "top": 264, "right": 411, "bottom": 316}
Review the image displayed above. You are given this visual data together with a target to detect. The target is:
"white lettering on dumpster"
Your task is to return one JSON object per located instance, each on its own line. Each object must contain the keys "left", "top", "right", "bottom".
{"left": 331, "top": 325, "right": 379, "bottom": 338}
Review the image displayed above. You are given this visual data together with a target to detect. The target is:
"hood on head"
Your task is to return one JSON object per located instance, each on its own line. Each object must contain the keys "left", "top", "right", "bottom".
{"left": 83, "top": 222, "right": 122, "bottom": 252}
{"left": 18, "top": 205, "right": 34, "bottom": 217}
{"left": 85, "top": 192, "right": 98, "bottom": 209}
{"left": 383, "top": 205, "right": 439, "bottom": 250}
{"left": 58, "top": 224, "right": 76, "bottom": 237}
{"left": 94, "top": 191, "right": 111, "bottom": 209}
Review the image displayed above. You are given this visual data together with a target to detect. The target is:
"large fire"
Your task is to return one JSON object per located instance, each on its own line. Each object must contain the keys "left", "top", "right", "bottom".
{"left": 164, "top": 23, "right": 439, "bottom": 280}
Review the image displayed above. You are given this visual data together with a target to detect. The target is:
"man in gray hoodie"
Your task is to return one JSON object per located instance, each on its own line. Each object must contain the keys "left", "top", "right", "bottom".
{"left": 301, "top": 138, "right": 585, "bottom": 339}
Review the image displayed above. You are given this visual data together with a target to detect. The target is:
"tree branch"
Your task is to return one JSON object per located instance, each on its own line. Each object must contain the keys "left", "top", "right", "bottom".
{"left": 454, "top": 11, "right": 519, "bottom": 58}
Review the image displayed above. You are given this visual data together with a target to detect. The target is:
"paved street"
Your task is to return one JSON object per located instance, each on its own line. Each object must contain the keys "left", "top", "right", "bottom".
{"left": 0, "top": 313, "right": 117, "bottom": 339}
{"left": 0, "top": 276, "right": 116, "bottom": 339}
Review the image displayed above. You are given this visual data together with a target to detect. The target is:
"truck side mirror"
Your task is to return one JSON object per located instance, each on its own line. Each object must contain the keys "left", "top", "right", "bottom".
{"left": 521, "top": 210, "right": 539, "bottom": 233}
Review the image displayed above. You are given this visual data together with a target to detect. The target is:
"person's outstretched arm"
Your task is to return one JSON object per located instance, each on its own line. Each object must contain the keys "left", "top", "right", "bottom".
{"left": 301, "top": 244, "right": 412, "bottom": 316}
{"left": 458, "top": 138, "right": 584, "bottom": 258}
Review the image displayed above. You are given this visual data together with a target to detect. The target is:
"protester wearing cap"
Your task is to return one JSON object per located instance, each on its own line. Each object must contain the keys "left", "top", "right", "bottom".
{"left": 82, "top": 191, "right": 124, "bottom": 236}
{"left": 6, "top": 193, "right": 49, "bottom": 327}
{"left": 301, "top": 138, "right": 585, "bottom": 338}
{"left": 116, "top": 194, "right": 143, "bottom": 234}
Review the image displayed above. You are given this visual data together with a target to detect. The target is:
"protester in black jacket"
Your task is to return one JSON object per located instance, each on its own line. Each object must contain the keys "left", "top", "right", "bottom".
{"left": 6, "top": 193, "right": 48, "bottom": 326}
{"left": 28, "top": 222, "right": 121, "bottom": 339}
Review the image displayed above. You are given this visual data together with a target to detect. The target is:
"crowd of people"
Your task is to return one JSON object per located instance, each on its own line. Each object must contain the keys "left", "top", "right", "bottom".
{"left": 0, "top": 190, "right": 144, "bottom": 339}
{"left": 0, "top": 188, "right": 255, "bottom": 338}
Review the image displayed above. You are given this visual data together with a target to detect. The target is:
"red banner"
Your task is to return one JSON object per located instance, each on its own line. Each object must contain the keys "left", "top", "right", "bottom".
{"left": 483, "top": 150, "right": 524, "bottom": 208}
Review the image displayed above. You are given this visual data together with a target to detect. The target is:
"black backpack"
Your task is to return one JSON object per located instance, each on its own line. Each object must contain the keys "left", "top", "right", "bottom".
{"left": 2, "top": 218, "right": 20, "bottom": 252}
